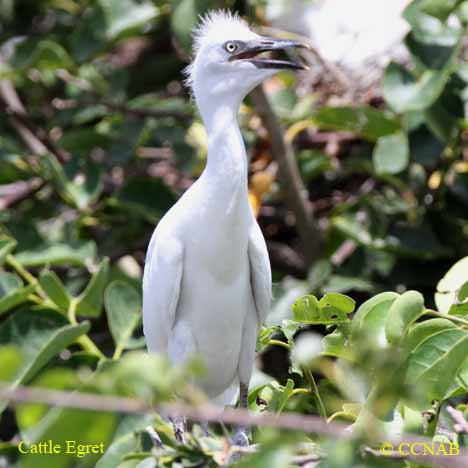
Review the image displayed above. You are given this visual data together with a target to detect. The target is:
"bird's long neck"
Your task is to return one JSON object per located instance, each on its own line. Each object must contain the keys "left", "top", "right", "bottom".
{"left": 198, "top": 96, "right": 248, "bottom": 197}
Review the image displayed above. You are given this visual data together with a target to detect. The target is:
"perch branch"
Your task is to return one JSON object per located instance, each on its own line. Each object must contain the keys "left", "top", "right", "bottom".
{"left": 1, "top": 383, "right": 468, "bottom": 468}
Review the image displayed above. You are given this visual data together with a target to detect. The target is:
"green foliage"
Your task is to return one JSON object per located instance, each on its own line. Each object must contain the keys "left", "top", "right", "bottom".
{"left": 0, "top": 0, "right": 467, "bottom": 467}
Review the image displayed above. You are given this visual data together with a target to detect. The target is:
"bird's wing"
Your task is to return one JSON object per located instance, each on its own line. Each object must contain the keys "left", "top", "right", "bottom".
{"left": 142, "top": 231, "right": 183, "bottom": 354}
{"left": 248, "top": 221, "right": 272, "bottom": 324}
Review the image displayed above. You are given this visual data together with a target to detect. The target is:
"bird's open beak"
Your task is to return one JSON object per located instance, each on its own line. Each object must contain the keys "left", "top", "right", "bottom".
{"left": 229, "top": 37, "right": 310, "bottom": 70}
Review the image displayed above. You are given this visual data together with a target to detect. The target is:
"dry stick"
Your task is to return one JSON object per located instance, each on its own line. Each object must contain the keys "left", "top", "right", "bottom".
{"left": 0, "top": 76, "right": 66, "bottom": 209}
{"left": 250, "top": 86, "right": 321, "bottom": 265}
{"left": 1, "top": 384, "right": 468, "bottom": 468}
{"left": 0, "top": 79, "right": 49, "bottom": 157}
{"left": 0, "top": 178, "right": 44, "bottom": 210}
{"left": 0, "top": 105, "right": 70, "bottom": 163}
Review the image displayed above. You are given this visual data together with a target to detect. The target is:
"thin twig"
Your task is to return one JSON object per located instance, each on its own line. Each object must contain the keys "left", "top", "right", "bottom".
{"left": 250, "top": 86, "right": 322, "bottom": 265}
{"left": 0, "top": 105, "right": 70, "bottom": 163}
{"left": 0, "top": 178, "right": 44, "bottom": 210}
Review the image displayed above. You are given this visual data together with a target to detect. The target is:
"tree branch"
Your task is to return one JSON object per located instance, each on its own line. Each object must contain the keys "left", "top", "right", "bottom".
{"left": 250, "top": 86, "right": 321, "bottom": 265}
{"left": 1, "top": 383, "right": 468, "bottom": 468}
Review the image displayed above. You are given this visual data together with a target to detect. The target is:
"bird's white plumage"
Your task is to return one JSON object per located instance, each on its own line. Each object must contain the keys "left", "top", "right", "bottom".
{"left": 192, "top": 10, "right": 250, "bottom": 53}
{"left": 143, "top": 10, "right": 273, "bottom": 405}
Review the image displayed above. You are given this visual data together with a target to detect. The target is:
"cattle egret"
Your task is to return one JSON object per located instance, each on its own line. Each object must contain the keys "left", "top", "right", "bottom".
{"left": 143, "top": 10, "right": 307, "bottom": 444}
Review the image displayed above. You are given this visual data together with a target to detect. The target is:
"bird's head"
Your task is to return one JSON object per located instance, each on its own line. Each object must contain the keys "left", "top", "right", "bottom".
{"left": 185, "top": 11, "right": 309, "bottom": 108}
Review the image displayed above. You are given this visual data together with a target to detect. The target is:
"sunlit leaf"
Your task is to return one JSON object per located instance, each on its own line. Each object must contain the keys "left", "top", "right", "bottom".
{"left": 0, "top": 308, "right": 89, "bottom": 412}
{"left": 373, "top": 131, "right": 409, "bottom": 175}
{"left": 383, "top": 62, "right": 453, "bottom": 113}
{"left": 351, "top": 292, "right": 399, "bottom": 349}
{"left": 435, "top": 256, "right": 468, "bottom": 315}
{"left": 406, "top": 328, "right": 468, "bottom": 408}
{"left": 385, "top": 291, "right": 425, "bottom": 344}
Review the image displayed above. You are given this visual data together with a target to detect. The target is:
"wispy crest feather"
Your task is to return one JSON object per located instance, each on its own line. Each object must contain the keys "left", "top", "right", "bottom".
{"left": 183, "top": 10, "right": 251, "bottom": 92}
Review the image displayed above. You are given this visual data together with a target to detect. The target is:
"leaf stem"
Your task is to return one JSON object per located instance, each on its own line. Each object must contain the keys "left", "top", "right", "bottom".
{"left": 303, "top": 367, "right": 327, "bottom": 419}
{"left": 426, "top": 310, "right": 468, "bottom": 327}
{"left": 113, "top": 344, "right": 124, "bottom": 360}
{"left": 268, "top": 339, "right": 290, "bottom": 349}
{"left": 67, "top": 298, "right": 105, "bottom": 360}
{"left": 6, "top": 254, "right": 47, "bottom": 299}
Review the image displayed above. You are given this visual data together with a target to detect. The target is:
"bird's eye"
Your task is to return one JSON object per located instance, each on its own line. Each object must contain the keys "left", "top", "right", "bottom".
{"left": 224, "top": 41, "right": 238, "bottom": 54}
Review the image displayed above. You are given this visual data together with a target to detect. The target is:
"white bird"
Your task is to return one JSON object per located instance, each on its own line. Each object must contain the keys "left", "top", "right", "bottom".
{"left": 142, "top": 10, "right": 307, "bottom": 443}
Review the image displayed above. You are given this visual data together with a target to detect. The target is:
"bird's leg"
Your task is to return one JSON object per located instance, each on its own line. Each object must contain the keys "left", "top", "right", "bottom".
{"left": 229, "top": 382, "right": 250, "bottom": 447}
{"left": 200, "top": 421, "right": 211, "bottom": 436}
{"left": 171, "top": 416, "right": 186, "bottom": 444}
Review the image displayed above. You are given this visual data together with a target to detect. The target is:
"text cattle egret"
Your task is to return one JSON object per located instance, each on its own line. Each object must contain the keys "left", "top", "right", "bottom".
{"left": 143, "top": 10, "right": 308, "bottom": 443}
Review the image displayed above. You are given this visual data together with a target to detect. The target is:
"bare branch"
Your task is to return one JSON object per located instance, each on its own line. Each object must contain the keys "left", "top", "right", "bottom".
{"left": 250, "top": 85, "right": 322, "bottom": 265}
{"left": 0, "top": 178, "right": 44, "bottom": 210}
{"left": 1, "top": 383, "right": 468, "bottom": 468}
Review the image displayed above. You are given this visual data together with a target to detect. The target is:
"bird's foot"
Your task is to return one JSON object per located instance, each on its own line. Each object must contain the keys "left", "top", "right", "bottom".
{"left": 229, "top": 430, "right": 249, "bottom": 447}
{"left": 228, "top": 429, "right": 250, "bottom": 464}
{"left": 171, "top": 416, "right": 187, "bottom": 444}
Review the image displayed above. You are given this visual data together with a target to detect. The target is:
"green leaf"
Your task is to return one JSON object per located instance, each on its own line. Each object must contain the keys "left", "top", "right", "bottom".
{"left": 0, "top": 308, "right": 89, "bottom": 412}
{"left": 318, "top": 293, "right": 356, "bottom": 314}
{"left": 256, "top": 325, "right": 281, "bottom": 352}
{"left": 312, "top": 106, "right": 400, "bottom": 141}
{"left": 0, "top": 271, "right": 35, "bottom": 316}
{"left": 403, "top": 318, "right": 456, "bottom": 352}
{"left": 403, "top": 0, "right": 462, "bottom": 45}
{"left": 406, "top": 328, "right": 468, "bottom": 407}
{"left": 351, "top": 292, "right": 399, "bottom": 348}
{"left": 373, "top": 131, "right": 409, "bottom": 175}
{"left": 322, "top": 329, "right": 354, "bottom": 361}
{"left": 40, "top": 155, "right": 103, "bottom": 210}
{"left": 291, "top": 295, "right": 320, "bottom": 322}
{"left": 385, "top": 291, "right": 425, "bottom": 344}
{"left": 11, "top": 39, "right": 74, "bottom": 71}
{"left": 114, "top": 177, "right": 176, "bottom": 222}
{"left": 234, "top": 437, "right": 292, "bottom": 468}
{"left": 383, "top": 62, "right": 453, "bottom": 113}
{"left": 105, "top": 281, "right": 142, "bottom": 352}
{"left": 292, "top": 294, "right": 351, "bottom": 324}
{"left": 0, "top": 238, "right": 16, "bottom": 265}
{"left": 15, "top": 240, "right": 96, "bottom": 267}
{"left": 0, "top": 345, "right": 23, "bottom": 381}
{"left": 76, "top": 258, "right": 110, "bottom": 317}
{"left": 39, "top": 270, "right": 70, "bottom": 310}
{"left": 0, "top": 271, "right": 23, "bottom": 293}
{"left": 15, "top": 368, "right": 79, "bottom": 431}
{"left": 95, "top": 432, "right": 139, "bottom": 468}
{"left": 435, "top": 256, "right": 468, "bottom": 315}
{"left": 70, "top": 0, "right": 160, "bottom": 61}
{"left": 171, "top": 0, "right": 215, "bottom": 52}
{"left": 20, "top": 407, "right": 116, "bottom": 468}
